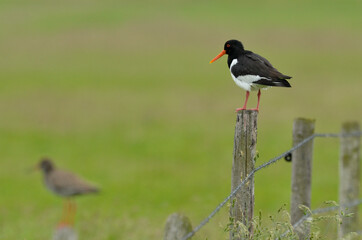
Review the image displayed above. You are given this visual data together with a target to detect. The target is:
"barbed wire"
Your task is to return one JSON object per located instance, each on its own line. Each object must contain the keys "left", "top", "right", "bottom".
{"left": 280, "top": 198, "right": 362, "bottom": 238}
{"left": 181, "top": 131, "right": 361, "bottom": 240}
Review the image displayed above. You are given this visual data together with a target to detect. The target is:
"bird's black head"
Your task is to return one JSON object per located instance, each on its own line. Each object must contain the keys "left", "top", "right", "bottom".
{"left": 210, "top": 39, "right": 245, "bottom": 63}
{"left": 224, "top": 39, "right": 244, "bottom": 55}
{"left": 39, "top": 158, "right": 54, "bottom": 173}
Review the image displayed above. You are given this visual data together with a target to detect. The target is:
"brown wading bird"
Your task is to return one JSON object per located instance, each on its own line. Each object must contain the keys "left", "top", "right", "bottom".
{"left": 210, "top": 40, "right": 292, "bottom": 112}
{"left": 37, "top": 158, "right": 99, "bottom": 227}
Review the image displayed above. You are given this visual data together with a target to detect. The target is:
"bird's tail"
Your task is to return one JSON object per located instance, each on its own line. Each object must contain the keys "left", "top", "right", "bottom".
{"left": 86, "top": 185, "right": 100, "bottom": 194}
{"left": 281, "top": 74, "right": 292, "bottom": 79}
{"left": 254, "top": 78, "right": 291, "bottom": 87}
{"left": 274, "top": 79, "right": 291, "bottom": 87}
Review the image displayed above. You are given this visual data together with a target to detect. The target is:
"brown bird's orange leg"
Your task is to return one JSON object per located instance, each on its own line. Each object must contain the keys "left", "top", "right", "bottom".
{"left": 68, "top": 199, "right": 77, "bottom": 226}
{"left": 250, "top": 90, "right": 261, "bottom": 112}
{"left": 57, "top": 199, "right": 77, "bottom": 228}
{"left": 57, "top": 200, "right": 71, "bottom": 228}
{"left": 235, "top": 91, "right": 250, "bottom": 112}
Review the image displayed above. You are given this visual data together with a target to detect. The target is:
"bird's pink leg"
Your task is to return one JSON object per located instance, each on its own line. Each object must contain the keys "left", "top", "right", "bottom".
{"left": 250, "top": 90, "right": 261, "bottom": 111}
{"left": 235, "top": 91, "right": 250, "bottom": 112}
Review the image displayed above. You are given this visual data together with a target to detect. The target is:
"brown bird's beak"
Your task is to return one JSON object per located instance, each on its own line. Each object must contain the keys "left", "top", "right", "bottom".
{"left": 209, "top": 50, "right": 226, "bottom": 63}
{"left": 32, "top": 163, "right": 41, "bottom": 172}
{"left": 25, "top": 164, "right": 39, "bottom": 174}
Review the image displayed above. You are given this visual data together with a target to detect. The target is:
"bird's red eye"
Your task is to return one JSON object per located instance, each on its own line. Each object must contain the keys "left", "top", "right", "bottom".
{"left": 226, "top": 44, "right": 230, "bottom": 48}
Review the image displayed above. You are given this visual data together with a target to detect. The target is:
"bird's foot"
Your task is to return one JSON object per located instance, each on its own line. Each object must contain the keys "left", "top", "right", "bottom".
{"left": 235, "top": 107, "right": 247, "bottom": 112}
{"left": 235, "top": 107, "right": 259, "bottom": 112}
{"left": 57, "top": 221, "right": 72, "bottom": 229}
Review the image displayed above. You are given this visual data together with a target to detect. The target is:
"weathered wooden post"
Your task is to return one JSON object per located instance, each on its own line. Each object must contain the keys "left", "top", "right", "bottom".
{"left": 164, "top": 213, "right": 193, "bottom": 240}
{"left": 230, "top": 110, "right": 258, "bottom": 239}
{"left": 53, "top": 226, "right": 78, "bottom": 240}
{"left": 339, "top": 122, "right": 360, "bottom": 238}
{"left": 290, "top": 118, "right": 315, "bottom": 239}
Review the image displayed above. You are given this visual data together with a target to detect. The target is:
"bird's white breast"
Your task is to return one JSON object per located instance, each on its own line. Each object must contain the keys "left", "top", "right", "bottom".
{"left": 229, "top": 59, "right": 269, "bottom": 91}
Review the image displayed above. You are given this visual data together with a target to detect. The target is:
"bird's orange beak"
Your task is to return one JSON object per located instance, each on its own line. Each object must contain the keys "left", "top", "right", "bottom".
{"left": 209, "top": 50, "right": 226, "bottom": 63}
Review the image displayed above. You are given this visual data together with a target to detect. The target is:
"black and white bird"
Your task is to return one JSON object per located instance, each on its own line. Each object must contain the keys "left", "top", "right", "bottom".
{"left": 210, "top": 40, "right": 292, "bottom": 111}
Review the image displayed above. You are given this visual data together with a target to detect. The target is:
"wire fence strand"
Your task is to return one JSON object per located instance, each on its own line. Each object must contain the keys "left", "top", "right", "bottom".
{"left": 280, "top": 198, "right": 362, "bottom": 238}
{"left": 181, "top": 131, "right": 362, "bottom": 240}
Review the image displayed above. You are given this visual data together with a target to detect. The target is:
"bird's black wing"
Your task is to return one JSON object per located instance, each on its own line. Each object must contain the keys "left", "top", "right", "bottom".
{"left": 232, "top": 51, "right": 292, "bottom": 87}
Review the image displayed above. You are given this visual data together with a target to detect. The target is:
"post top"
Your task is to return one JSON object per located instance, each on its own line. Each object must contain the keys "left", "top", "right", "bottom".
{"left": 236, "top": 109, "right": 258, "bottom": 112}
{"left": 342, "top": 121, "right": 360, "bottom": 131}
{"left": 294, "top": 117, "right": 315, "bottom": 124}
{"left": 236, "top": 110, "right": 259, "bottom": 115}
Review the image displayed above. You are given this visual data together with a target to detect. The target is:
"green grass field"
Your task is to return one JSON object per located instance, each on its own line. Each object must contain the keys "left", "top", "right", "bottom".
{"left": 0, "top": 0, "right": 361, "bottom": 239}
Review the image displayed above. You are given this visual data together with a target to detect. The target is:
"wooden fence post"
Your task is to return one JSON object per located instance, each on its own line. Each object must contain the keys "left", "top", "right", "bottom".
{"left": 290, "top": 118, "right": 315, "bottom": 239}
{"left": 230, "top": 110, "right": 258, "bottom": 239}
{"left": 339, "top": 122, "right": 360, "bottom": 238}
{"left": 53, "top": 226, "right": 78, "bottom": 240}
{"left": 164, "top": 213, "right": 192, "bottom": 240}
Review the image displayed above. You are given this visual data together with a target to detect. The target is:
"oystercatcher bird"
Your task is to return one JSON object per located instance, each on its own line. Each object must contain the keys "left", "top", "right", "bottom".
{"left": 37, "top": 158, "right": 99, "bottom": 227}
{"left": 210, "top": 40, "right": 292, "bottom": 111}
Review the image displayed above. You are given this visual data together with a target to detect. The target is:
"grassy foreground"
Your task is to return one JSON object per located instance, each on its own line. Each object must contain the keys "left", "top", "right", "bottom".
{"left": 0, "top": 0, "right": 361, "bottom": 239}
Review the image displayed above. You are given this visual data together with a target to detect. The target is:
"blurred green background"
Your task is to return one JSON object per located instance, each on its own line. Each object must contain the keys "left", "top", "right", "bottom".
{"left": 0, "top": 0, "right": 361, "bottom": 239}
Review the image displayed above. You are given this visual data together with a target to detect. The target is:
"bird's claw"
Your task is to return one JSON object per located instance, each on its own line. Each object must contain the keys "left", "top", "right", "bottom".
{"left": 235, "top": 108, "right": 246, "bottom": 112}
{"left": 235, "top": 108, "right": 259, "bottom": 112}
